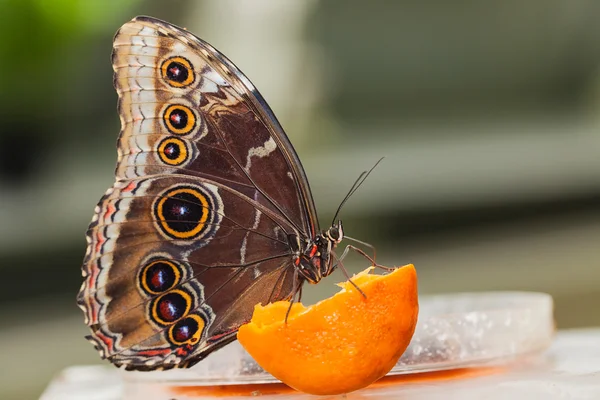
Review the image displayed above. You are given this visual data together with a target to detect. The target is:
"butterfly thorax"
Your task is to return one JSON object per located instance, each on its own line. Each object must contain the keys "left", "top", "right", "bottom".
{"left": 291, "top": 221, "right": 344, "bottom": 284}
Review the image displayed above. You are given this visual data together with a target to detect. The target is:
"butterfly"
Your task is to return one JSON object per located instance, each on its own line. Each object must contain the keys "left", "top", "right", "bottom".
{"left": 77, "top": 16, "right": 376, "bottom": 371}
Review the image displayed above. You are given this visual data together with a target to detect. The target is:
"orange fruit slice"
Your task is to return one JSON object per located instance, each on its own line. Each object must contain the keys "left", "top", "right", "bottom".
{"left": 237, "top": 264, "right": 418, "bottom": 395}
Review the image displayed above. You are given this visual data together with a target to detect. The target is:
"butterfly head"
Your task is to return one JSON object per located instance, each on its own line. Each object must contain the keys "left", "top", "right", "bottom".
{"left": 324, "top": 220, "right": 344, "bottom": 244}
{"left": 303, "top": 222, "right": 345, "bottom": 282}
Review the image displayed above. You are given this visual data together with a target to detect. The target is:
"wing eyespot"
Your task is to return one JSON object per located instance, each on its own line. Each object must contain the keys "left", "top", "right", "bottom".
{"left": 153, "top": 186, "right": 210, "bottom": 240}
{"left": 139, "top": 259, "right": 183, "bottom": 295}
{"left": 150, "top": 289, "right": 193, "bottom": 326}
{"left": 157, "top": 137, "right": 189, "bottom": 166}
{"left": 167, "top": 314, "right": 206, "bottom": 346}
{"left": 161, "top": 56, "right": 195, "bottom": 88}
{"left": 163, "top": 104, "right": 197, "bottom": 135}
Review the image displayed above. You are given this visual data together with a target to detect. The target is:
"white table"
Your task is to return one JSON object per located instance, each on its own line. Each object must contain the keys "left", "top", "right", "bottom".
{"left": 40, "top": 328, "right": 600, "bottom": 400}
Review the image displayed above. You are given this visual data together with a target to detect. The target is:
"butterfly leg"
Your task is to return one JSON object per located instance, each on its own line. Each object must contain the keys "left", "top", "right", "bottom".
{"left": 332, "top": 252, "right": 366, "bottom": 298}
{"left": 337, "top": 245, "right": 394, "bottom": 272}
{"left": 344, "top": 235, "right": 378, "bottom": 264}
{"left": 285, "top": 271, "right": 304, "bottom": 324}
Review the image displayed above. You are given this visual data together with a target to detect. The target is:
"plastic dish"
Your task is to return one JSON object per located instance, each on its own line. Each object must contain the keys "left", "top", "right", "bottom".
{"left": 124, "top": 291, "right": 554, "bottom": 386}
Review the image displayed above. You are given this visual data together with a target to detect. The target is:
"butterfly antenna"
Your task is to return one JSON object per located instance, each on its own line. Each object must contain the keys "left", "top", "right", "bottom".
{"left": 331, "top": 157, "right": 385, "bottom": 225}
{"left": 331, "top": 171, "right": 366, "bottom": 225}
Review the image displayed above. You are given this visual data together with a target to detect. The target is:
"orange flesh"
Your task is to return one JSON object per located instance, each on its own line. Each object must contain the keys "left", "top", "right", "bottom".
{"left": 237, "top": 264, "right": 419, "bottom": 395}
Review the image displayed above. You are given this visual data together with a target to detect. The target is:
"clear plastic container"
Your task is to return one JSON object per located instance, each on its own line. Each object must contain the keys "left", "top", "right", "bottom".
{"left": 42, "top": 291, "right": 556, "bottom": 399}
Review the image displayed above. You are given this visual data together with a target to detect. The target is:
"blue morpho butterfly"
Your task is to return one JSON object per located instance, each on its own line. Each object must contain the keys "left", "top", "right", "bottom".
{"left": 77, "top": 16, "right": 382, "bottom": 371}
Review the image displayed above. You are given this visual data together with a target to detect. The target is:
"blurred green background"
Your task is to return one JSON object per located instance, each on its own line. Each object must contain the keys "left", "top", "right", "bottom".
{"left": 1, "top": 0, "right": 599, "bottom": 398}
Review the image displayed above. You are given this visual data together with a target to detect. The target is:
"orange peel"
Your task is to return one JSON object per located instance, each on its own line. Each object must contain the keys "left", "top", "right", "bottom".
{"left": 237, "top": 264, "right": 419, "bottom": 395}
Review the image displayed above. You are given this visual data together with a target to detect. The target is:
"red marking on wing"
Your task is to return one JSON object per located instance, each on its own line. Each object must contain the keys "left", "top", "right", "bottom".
{"left": 88, "top": 261, "right": 100, "bottom": 290}
{"left": 309, "top": 244, "right": 317, "bottom": 258}
{"left": 86, "top": 262, "right": 101, "bottom": 323}
{"left": 208, "top": 327, "right": 239, "bottom": 343}
{"left": 122, "top": 181, "right": 137, "bottom": 192}
{"left": 95, "top": 331, "right": 115, "bottom": 351}
{"left": 138, "top": 348, "right": 172, "bottom": 357}
{"left": 90, "top": 302, "right": 99, "bottom": 323}
{"left": 103, "top": 203, "right": 116, "bottom": 222}
{"left": 175, "top": 347, "right": 189, "bottom": 356}
{"left": 95, "top": 231, "right": 105, "bottom": 254}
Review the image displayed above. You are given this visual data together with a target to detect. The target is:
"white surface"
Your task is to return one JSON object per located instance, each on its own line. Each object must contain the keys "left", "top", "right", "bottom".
{"left": 41, "top": 328, "right": 600, "bottom": 400}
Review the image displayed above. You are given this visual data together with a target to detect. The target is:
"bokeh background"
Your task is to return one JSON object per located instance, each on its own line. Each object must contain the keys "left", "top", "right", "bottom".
{"left": 1, "top": 0, "right": 599, "bottom": 398}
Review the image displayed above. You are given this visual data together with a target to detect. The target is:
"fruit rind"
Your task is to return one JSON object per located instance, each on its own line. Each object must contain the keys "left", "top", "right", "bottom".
{"left": 238, "top": 264, "right": 418, "bottom": 395}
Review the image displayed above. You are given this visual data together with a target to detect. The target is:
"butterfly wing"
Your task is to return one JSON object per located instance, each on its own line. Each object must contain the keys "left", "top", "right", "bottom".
{"left": 113, "top": 16, "right": 318, "bottom": 235}
{"left": 78, "top": 16, "right": 317, "bottom": 370}
{"left": 80, "top": 176, "right": 298, "bottom": 370}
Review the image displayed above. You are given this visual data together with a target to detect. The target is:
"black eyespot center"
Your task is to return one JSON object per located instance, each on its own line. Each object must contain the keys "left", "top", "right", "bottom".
{"left": 169, "top": 108, "right": 188, "bottom": 129}
{"left": 166, "top": 61, "right": 189, "bottom": 82}
{"left": 163, "top": 142, "right": 180, "bottom": 159}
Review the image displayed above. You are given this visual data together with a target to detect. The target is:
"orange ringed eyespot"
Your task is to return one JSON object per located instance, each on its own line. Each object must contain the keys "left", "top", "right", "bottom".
{"left": 151, "top": 289, "right": 192, "bottom": 326}
{"left": 140, "top": 259, "right": 182, "bottom": 295}
{"left": 163, "top": 105, "right": 196, "bottom": 135}
{"left": 161, "top": 56, "right": 195, "bottom": 88}
{"left": 154, "top": 187, "right": 210, "bottom": 240}
{"left": 167, "top": 314, "right": 206, "bottom": 346}
{"left": 158, "top": 137, "right": 189, "bottom": 166}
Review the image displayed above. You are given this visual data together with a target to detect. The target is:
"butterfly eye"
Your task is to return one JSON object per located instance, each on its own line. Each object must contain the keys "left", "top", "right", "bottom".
{"left": 140, "top": 259, "right": 182, "bottom": 295}
{"left": 154, "top": 186, "right": 211, "bottom": 240}
{"left": 163, "top": 104, "right": 197, "bottom": 135}
{"left": 167, "top": 314, "right": 206, "bottom": 346}
{"left": 161, "top": 56, "right": 195, "bottom": 88}
{"left": 328, "top": 228, "right": 339, "bottom": 241}
{"left": 150, "top": 289, "right": 193, "bottom": 326}
{"left": 157, "top": 137, "right": 189, "bottom": 166}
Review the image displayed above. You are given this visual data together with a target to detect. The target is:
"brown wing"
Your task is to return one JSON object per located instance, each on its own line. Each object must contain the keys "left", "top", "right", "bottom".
{"left": 79, "top": 176, "right": 298, "bottom": 370}
{"left": 78, "top": 16, "right": 318, "bottom": 370}
{"left": 112, "top": 16, "right": 318, "bottom": 236}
